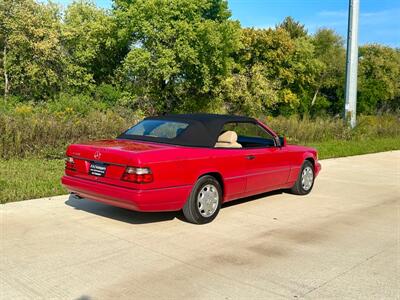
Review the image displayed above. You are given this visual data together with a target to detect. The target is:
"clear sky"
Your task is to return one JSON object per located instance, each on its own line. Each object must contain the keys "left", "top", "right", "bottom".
{"left": 55, "top": 0, "right": 400, "bottom": 47}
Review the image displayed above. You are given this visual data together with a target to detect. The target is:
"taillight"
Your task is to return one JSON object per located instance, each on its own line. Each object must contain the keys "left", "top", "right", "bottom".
{"left": 65, "top": 157, "right": 75, "bottom": 171}
{"left": 122, "top": 167, "right": 153, "bottom": 183}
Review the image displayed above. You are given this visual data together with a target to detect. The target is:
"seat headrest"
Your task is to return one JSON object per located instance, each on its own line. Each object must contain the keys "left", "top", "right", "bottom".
{"left": 217, "top": 131, "right": 238, "bottom": 143}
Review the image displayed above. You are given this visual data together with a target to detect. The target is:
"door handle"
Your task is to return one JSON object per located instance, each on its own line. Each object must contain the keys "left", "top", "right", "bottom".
{"left": 246, "top": 155, "right": 256, "bottom": 160}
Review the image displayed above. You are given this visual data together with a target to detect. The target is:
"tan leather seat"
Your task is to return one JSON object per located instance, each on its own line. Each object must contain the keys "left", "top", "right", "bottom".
{"left": 215, "top": 131, "right": 242, "bottom": 148}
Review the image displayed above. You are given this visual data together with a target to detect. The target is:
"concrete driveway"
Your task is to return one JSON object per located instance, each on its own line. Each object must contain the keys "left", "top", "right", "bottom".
{"left": 1, "top": 151, "right": 399, "bottom": 299}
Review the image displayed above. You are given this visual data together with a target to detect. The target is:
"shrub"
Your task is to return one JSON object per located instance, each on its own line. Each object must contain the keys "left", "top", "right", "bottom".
{"left": 264, "top": 114, "right": 400, "bottom": 143}
{"left": 0, "top": 105, "right": 139, "bottom": 159}
{"left": 94, "top": 84, "right": 124, "bottom": 105}
{"left": 1, "top": 97, "right": 399, "bottom": 159}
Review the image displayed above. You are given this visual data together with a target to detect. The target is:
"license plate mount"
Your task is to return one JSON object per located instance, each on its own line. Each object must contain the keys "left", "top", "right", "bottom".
{"left": 89, "top": 162, "right": 107, "bottom": 177}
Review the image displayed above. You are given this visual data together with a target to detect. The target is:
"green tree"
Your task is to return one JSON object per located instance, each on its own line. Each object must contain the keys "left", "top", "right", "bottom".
{"left": 288, "top": 37, "right": 322, "bottom": 100}
{"left": 236, "top": 27, "right": 322, "bottom": 116}
{"left": 277, "top": 16, "right": 308, "bottom": 39}
{"left": 358, "top": 45, "right": 400, "bottom": 113}
{"left": 311, "top": 29, "right": 346, "bottom": 114}
{"left": 0, "top": 0, "right": 64, "bottom": 100}
{"left": 202, "top": 0, "right": 231, "bottom": 21}
{"left": 115, "top": 0, "right": 241, "bottom": 114}
{"left": 0, "top": 0, "right": 10, "bottom": 99}
{"left": 62, "top": 0, "right": 125, "bottom": 92}
{"left": 227, "top": 28, "right": 293, "bottom": 116}
{"left": 220, "top": 64, "right": 279, "bottom": 116}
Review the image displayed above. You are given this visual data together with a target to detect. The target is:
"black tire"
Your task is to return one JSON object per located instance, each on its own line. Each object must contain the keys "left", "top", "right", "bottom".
{"left": 183, "top": 175, "right": 222, "bottom": 224}
{"left": 290, "top": 160, "right": 315, "bottom": 195}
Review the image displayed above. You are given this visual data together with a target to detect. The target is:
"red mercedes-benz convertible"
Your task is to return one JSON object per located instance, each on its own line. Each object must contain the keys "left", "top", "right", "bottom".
{"left": 62, "top": 114, "right": 321, "bottom": 224}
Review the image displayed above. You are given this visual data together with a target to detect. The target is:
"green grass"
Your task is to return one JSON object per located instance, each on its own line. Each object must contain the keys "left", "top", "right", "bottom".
{"left": 0, "top": 158, "right": 65, "bottom": 204}
{"left": 306, "top": 137, "right": 400, "bottom": 159}
{"left": 1, "top": 136, "right": 399, "bottom": 204}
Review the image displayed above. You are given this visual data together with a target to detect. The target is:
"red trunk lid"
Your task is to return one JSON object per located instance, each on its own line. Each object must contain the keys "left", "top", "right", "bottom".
{"left": 65, "top": 139, "right": 172, "bottom": 188}
{"left": 67, "top": 139, "right": 170, "bottom": 164}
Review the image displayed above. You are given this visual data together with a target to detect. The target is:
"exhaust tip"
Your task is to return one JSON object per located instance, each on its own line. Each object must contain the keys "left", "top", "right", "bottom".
{"left": 71, "top": 192, "right": 83, "bottom": 199}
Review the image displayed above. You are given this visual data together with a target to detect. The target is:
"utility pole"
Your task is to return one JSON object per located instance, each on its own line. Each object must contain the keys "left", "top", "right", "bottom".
{"left": 344, "top": 0, "right": 360, "bottom": 128}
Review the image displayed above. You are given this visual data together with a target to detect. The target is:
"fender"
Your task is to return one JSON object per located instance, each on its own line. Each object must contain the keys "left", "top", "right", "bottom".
{"left": 302, "top": 151, "right": 316, "bottom": 164}
{"left": 286, "top": 151, "right": 316, "bottom": 183}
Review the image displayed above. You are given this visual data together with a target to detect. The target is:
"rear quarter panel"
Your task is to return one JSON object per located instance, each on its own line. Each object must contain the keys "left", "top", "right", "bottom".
{"left": 137, "top": 146, "right": 247, "bottom": 200}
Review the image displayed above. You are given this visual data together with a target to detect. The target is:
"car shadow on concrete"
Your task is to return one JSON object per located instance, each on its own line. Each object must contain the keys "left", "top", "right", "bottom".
{"left": 65, "top": 194, "right": 180, "bottom": 224}
{"left": 221, "top": 189, "right": 284, "bottom": 209}
{"left": 65, "top": 190, "right": 285, "bottom": 225}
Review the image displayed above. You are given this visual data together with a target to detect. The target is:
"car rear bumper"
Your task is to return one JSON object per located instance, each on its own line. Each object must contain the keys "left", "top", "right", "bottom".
{"left": 61, "top": 175, "right": 192, "bottom": 212}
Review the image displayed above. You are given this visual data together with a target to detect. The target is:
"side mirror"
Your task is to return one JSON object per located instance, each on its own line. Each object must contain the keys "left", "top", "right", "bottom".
{"left": 279, "top": 136, "right": 287, "bottom": 147}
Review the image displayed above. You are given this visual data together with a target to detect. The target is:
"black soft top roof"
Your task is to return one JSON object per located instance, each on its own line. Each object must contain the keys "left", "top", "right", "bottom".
{"left": 119, "top": 113, "right": 257, "bottom": 147}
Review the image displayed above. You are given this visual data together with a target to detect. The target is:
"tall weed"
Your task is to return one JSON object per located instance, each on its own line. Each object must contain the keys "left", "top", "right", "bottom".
{"left": 1, "top": 98, "right": 399, "bottom": 159}
{"left": 265, "top": 114, "right": 400, "bottom": 143}
{"left": 0, "top": 108, "right": 138, "bottom": 159}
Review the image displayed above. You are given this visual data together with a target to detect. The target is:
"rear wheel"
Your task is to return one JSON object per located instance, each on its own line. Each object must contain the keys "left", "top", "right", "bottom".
{"left": 290, "top": 160, "right": 315, "bottom": 195}
{"left": 183, "top": 175, "right": 222, "bottom": 224}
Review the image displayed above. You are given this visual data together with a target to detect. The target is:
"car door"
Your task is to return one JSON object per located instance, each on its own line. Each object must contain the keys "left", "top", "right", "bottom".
{"left": 210, "top": 148, "right": 248, "bottom": 200}
{"left": 244, "top": 146, "right": 291, "bottom": 193}
{"left": 223, "top": 122, "right": 291, "bottom": 194}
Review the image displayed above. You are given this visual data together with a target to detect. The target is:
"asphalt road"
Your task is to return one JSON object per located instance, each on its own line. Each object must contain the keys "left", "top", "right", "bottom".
{"left": 1, "top": 151, "right": 399, "bottom": 300}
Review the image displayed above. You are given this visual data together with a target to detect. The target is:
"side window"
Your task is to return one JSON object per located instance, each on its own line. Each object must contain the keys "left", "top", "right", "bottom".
{"left": 222, "top": 122, "right": 276, "bottom": 148}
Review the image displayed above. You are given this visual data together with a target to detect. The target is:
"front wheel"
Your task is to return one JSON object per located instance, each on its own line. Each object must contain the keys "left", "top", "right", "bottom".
{"left": 183, "top": 175, "right": 222, "bottom": 224}
{"left": 290, "top": 160, "right": 315, "bottom": 195}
